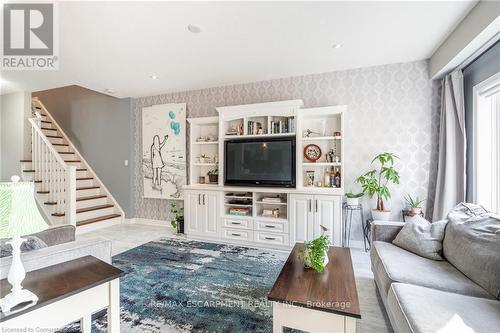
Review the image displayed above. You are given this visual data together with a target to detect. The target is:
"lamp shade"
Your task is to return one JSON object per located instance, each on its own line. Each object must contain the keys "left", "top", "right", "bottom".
{"left": 0, "top": 181, "right": 48, "bottom": 238}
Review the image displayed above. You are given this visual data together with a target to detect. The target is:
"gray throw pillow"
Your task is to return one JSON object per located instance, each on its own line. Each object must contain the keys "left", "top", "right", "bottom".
{"left": 0, "top": 236, "right": 48, "bottom": 258}
{"left": 443, "top": 203, "right": 500, "bottom": 300}
{"left": 393, "top": 216, "right": 448, "bottom": 260}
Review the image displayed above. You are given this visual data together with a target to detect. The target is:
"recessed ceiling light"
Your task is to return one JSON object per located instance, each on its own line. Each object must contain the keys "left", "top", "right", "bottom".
{"left": 187, "top": 24, "right": 201, "bottom": 33}
{"left": 105, "top": 88, "right": 115, "bottom": 94}
{"left": 333, "top": 44, "right": 343, "bottom": 49}
{"left": 150, "top": 75, "right": 158, "bottom": 80}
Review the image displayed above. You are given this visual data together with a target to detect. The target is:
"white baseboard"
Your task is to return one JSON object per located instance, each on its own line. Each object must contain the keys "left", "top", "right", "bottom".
{"left": 127, "top": 217, "right": 169, "bottom": 226}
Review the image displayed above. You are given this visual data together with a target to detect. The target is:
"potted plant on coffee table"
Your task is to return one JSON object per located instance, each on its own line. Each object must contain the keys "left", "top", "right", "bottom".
{"left": 404, "top": 194, "right": 425, "bottom": 216}
{"left": 207, "top": 168, "right": 218, "bottom": 184}
{"left": 356, "top": 152, "right": 400, "bottom": 221}
{"left": 170, "top": 202, "right": 184, "bottom": 234}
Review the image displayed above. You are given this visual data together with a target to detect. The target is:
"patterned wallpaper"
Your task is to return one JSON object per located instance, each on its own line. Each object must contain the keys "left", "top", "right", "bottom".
{"left": 133, "top": 60, "right": 441, "bottom": 240}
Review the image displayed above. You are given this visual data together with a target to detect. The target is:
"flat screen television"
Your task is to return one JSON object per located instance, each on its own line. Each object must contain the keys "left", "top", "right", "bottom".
{"left": 224, "top": 137, "right": 296, "bottom": 187}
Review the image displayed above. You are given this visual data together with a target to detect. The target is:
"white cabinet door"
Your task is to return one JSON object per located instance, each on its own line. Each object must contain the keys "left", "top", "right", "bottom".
{"left": 202, "top": 191, "right": 219, "bottom": 237}
{"left": 314, "top": 195, "right": 342, "bottom": 246}
{"left": 290, "top": 194, "right": 314, "bottom": 244}
{"left": 185, "top": 191, "right": 203, "bottom": 235}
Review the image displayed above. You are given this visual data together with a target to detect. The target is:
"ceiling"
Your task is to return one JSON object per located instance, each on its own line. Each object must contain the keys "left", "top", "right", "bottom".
{"left": 1, "top": 1, "right": 477, "bottom": 98}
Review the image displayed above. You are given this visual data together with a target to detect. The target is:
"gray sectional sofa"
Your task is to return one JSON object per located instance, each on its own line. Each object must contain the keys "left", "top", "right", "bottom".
{"left": 1, "top": 225, "right": 112, "bottom": 279}
{"left": 371, "top": 220, "right": 500, "bottom": 333}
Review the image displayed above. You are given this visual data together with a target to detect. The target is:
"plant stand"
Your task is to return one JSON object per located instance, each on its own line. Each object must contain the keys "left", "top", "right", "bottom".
{"left": 342, "top": 203, "right": 369, "bottom": 252}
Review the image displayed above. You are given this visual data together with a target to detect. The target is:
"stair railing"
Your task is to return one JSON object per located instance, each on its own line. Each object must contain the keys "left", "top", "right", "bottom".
{"left": 28, "top": 117, "right": 77, "bottom": 226}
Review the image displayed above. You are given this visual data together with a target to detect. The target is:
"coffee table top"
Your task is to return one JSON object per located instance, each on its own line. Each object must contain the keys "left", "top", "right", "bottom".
{"left": 1, "top": 255, "right": 123, "bottom": 321}
{"left": 268, "top": 243, "right": 361, "bottom": 318}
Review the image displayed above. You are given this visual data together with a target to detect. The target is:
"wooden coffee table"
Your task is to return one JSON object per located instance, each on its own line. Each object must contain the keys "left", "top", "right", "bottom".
{"left": 1, "top": 256, "right": 123, "bottom": 332}
{"left": 268, "top": 244, "right": 361, "bottom": 333}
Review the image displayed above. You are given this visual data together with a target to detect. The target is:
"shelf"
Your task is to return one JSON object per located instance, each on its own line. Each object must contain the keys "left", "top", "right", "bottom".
{"left": 303, "top": 162, "right": 341, "bottom": 166}
{"left": 192, "top": 141, "right": 219, "bottom": 145}
{"left": 192, "top": 163, "right": 217, "bottom": 166}
{"left": 224, "top": 133, "right": 295, "bottom": 140}
{"left": 224, "top": 203, "right": 253, "bottom": 207}
{"left": 224, "top": 214, "right": 252, "bottom": 220}
{"left": 255, "top": 201, "right": 287, "bottom": 206}
{"left": 255, "top": 216, "right": 288, "bottom": 222}
{"left": 301, "top": 136, "right": 342, "bottom": 141}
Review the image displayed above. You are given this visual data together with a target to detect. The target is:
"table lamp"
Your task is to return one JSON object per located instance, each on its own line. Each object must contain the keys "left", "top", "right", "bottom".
{"left": 0, "top": 176, "right": 48, "bottom": 313}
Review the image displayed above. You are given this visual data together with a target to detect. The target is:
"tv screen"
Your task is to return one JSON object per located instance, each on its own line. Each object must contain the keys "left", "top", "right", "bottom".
{"left": 224, "top": 137, "right": 296, "bottom": 187}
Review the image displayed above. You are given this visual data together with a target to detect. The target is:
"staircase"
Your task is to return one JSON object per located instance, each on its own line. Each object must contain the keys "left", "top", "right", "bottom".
{"left": 21, "top": 97, "right": 124, "bottom": 233}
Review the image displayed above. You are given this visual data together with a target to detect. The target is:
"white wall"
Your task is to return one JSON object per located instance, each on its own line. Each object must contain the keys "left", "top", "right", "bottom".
{"left": 0, "top": 92, "right": 32, "bottom": 181}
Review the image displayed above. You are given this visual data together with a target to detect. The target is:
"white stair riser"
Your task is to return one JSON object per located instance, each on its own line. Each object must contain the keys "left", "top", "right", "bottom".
{"left": 76, "top": 216, "right": 122, "bottom": 234}
{"left": 54, "top": 145, "right": 71, "bottom": 153}
{"left": 65, "top": 161, "right": 82, "bottom": 168}
{"left": 41, "top": 128, "right": 58, "bottom": 136}
{"left": 76, "top": 197, "right": 108, "bottom": 209}
{"left": 76, "top": 188, "right": 101, "bottom": 197}
{"left": 77, "top": 207, "right": 115, "bottom": 221}
{"left": 48, "top": 137, "right": 64, "bottom": 145}
{"left": 76, "top": 179, "right": 94, "bottom": 188}
{"left": 58, "top": 153, "right": 78, "bottom": 160}
{"left": 76, "top": 170, "right": 89, "bottom": 178}
{"left": 41, "top": 122, "right": 55, "bottom": 129}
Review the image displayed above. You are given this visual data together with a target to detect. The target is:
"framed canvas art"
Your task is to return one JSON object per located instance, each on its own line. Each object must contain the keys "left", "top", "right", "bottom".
{"left": 142, "top": 103, "right": 186, "bottom": 199}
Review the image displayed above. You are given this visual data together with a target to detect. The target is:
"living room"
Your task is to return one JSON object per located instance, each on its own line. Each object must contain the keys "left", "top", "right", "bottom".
{"left": 0, "top": 1, "right": 499, "bottom": 333}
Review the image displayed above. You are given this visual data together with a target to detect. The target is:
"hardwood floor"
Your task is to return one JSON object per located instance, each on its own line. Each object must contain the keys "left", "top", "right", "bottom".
{"left": 77, "top": 222, "right": 393, "bottom": 332}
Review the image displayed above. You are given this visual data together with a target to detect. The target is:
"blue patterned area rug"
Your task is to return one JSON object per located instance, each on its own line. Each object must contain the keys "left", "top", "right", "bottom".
{"left": 63, "top": 238, "right": 290, "bottom": 332}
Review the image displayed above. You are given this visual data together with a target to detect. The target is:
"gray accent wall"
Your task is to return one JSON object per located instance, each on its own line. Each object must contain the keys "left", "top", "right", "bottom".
{"left": 33, "top": 86, "right": 134, "bottom": 217}
{"left": 133, "top": 60, "right": 441, "bottom": 240}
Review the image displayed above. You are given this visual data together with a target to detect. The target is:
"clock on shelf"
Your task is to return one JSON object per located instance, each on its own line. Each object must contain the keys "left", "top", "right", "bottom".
{"left": 303, "top": 144, "right": 322, "bottom": 162}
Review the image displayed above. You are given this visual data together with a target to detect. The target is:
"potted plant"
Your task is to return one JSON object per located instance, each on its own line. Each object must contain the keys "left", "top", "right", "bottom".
{"left": 170, "top": 202, "right": 184, "bottom": 234}
{"left": 199, "top": 154, "right": 208, "bottom": 163}
{"left": 345, "top": 192, "right": 363, "bottom": 206}
{"left": 404, "top": 194, "right": 425, "bottom": 216}
{"left": 356, "top": 152, "right": 400, "bottom": 221}
{"left": 207, "top": 168, "right": 218, "bottom": 184}
{"left": 300, "top": 235, "right": 329, "bottom": 273}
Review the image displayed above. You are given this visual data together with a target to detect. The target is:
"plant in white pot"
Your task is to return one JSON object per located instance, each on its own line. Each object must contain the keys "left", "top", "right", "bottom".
{"left": 345, "top": 192, "right": 363, "bottom": 206}
{"left": 356, "top": 152, "right": 400, "bottom": 221}
{"left": 300, "top": 225, "right": 330, "bottom": 273}
{"left": 404, "top": 194, "right": 425, "bottom": 216}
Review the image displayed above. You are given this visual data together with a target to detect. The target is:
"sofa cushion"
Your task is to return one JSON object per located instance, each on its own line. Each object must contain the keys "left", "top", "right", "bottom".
{"left": 387, "top": 283, "right": 500, "bottom": 333}
{"left": 393, "top": 216, "right": 448, "bottom": 260}
{"left": 371, "top": 241, "right": 492, "bottom": 299}
{"left": 443, "top": 203, "right": 500, "bottom": 299}
{"left": 0, "top": 236, "right": 48, "bottom": 258}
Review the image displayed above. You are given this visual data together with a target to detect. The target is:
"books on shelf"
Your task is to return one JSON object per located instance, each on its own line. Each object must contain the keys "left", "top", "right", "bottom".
{"left": 229, "top": 207, "right": 250, "bottom": 216}
{"left": 247, "top": 121, "right": 264, "bottom": 135}
{"left": 270, "top": 117, "right": 295, "bottom": 134}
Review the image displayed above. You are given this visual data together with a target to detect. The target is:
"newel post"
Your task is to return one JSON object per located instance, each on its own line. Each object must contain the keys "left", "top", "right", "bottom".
{"left": 66, "top": 165, "right": 77, "bottom": 226}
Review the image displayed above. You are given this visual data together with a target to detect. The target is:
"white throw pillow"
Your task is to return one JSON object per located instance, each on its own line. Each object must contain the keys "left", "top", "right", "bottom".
{"left": 393, "top": 215, "right": 448, "bottom": 260}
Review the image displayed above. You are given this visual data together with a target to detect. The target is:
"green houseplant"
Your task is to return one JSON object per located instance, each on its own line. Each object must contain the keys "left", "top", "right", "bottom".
{"left": 207, "top": 168, "right": 218, "bottom": 184}
{"left": 356, "top": 152, "right": 400, "bottom": 221}
{"left": 404, "top": 194, "right": 425, "bottom": 215}
{"left": 300, "top": 235, "right": 330, "bottom": 273}
{"left": 345, "top": 192, "right": 363, "bottom": 206}
{"left": 170, "top": 202, "right": 184, "bottom": 234}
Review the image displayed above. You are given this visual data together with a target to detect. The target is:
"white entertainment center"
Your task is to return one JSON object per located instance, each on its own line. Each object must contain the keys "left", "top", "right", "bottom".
{"left": 183, "top": 100, "right": 345, "bottom": 250}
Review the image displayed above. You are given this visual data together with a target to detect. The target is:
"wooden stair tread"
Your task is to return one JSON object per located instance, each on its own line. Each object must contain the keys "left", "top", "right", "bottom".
{"left": 23, "top": 170, "right": 35, "bottom": 173}
{"left": 76, "top": 194, "right": 107, "bottom": 202}
{"left": 77, "top": 177, "right": 93, "bottom": 180}
{"left": 77, "top": 168, "right": 87, "bottom": 171}
{"left": 76, "top": 186, "right": 100, "bottom": 190}
{"left": 37, "top": 190, "right": 49, "bottom": 194}
{"left": 44, "top": 201, "right": 57, "bottom": 205}
{"left": 59, "top": 152, "right": 75, "bottom": 154}
{"left": 77, "top": 204, "right": 114, "bottom": 214}
{"left": 47, "top": 135, "right": 63, "bottom": 138}
{"left": 20, "top": 159, "right": 80, "bottom": 163}
{"left": 41, "top": 127, "right": 57, "bottom": 131}
{"left": 41, "top": 120, "right": 51, "bottom": 124}
{"left": 77, "top": 214, "right": 121, "bottom": 227}
{"left": 52, "top": 212, "right": 65, "bottom": 217}
{"left": 52, "top": 143, "right": 69, "bottom": 146}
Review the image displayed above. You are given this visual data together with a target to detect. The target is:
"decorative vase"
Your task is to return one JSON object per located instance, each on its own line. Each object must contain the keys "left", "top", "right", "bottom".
{"left": 208, "top": 174, "right": 218, "bottom": 183}
{"left": 346, "top": 197, "right": 359, "bottom": 206}
{"left": 371, "top": 209, "right": 391, "bottom": 221}
{"left": 176, "top": 217, "right": 184, "bottom": 234}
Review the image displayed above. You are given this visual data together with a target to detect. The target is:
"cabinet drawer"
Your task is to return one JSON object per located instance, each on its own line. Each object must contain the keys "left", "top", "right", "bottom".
{"left": 255, "top": 220, "right": 287, "bottom": 233}
{"left": 221, "top": 228, "right": 254, "bottom": 241}
{"left": 223, "top": 218, "right": 253, "bottom": 230}
{"left": 254, "top": 232, "right": 289, "bottom": 246}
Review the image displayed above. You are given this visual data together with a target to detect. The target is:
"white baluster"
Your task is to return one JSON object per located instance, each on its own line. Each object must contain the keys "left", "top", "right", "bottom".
{"left": 66, "top": 166, "right": 77, "bottom": 226}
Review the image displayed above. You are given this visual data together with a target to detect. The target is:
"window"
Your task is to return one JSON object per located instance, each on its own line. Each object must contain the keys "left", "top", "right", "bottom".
{"left": 473, "top": 72, "right": 500, "bottom": 212}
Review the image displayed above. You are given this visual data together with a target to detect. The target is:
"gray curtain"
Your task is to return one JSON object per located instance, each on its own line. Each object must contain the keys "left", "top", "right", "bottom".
{"left": 433, "top": 70, "right": 466, "bottom": 221}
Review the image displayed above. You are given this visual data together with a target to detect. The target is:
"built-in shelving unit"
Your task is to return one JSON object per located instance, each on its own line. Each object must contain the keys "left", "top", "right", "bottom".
{"left": 184, "top": 100, "right": 345, "bottom": 250}
{"left": 187, "top": 116, "right": 219, "bottom": 185}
